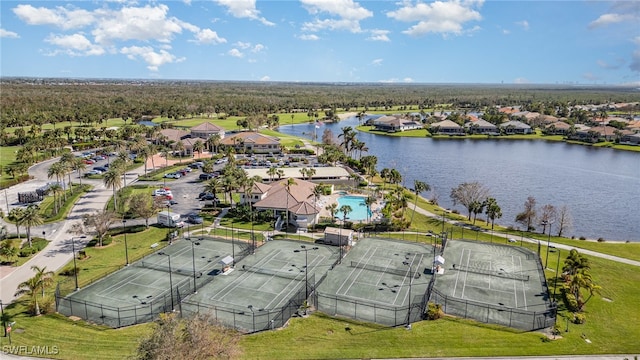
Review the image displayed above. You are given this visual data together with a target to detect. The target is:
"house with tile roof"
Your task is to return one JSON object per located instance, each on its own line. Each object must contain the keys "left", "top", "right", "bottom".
{"left": 429, "top": 119, "right": 464, "bottom": 135}
{"left": 499, "top": 120, "right": 532, "bottom": 135}
{"left": 190, "top": 122, "right": 225, "bottom": 139}
{"left": 620, "top": 132, "right": 640, "bottom": 145}
{"left": 371, "top": 115, "right": 423, "bottom": 132}
{"left": 251, "top": 178, "right": 320, "bottom": 229}
{"left": 544, "top": 121, "right": 572, "bottom": 135}
{"left": 220, "top": 132, "right": 281, "bottom": 154}
{"left": 465, "top": 119, "right": 498, "bottom": 135}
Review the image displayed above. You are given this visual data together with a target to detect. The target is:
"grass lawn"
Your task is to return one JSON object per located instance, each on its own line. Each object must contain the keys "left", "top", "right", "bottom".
{"left": 259, "top": 129, "right": 306, "bottom": 148}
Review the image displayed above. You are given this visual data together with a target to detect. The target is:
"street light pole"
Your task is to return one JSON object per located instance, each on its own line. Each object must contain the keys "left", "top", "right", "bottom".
{"left": 543, "top": 220, "right": 554, "bottom": 269}
{"left": 551, "top": 247, "right": 561, "bottom": 300}
{"left": 159, "top": 252, "right": 174, "bottom": 311}
{"left": 122, "top": 219, "right": 129, "bottom": 266}
{"left": 403, "top": 260, "right": 414, "bottom": 329}
{"left": 188, "top": 240, "right": 200, "bottom": 294}
{"left": 294, "top": 245, "right": 319, "bottom": 299}
{"left": 71, "top": 236, "right": 86, "bottom": 291}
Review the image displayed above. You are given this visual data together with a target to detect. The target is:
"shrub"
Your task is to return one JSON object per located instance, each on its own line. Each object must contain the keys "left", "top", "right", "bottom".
{"left": 60, "top": 267, "right": 80, "bottom": 277}
{"left": 426, "top": 302, "right": 444, "bottom": 320}
{"left": 78, "top": 250, "right": 87, "bottom": 259}
{"left": 597, "top": 237, "right": 605, "bottom": 242}
{"left": 102, "top": 234, "right": 112, "bottom": 246}
{"left": 579, "top": 236, "right": 586, "bottom": 240}
{"left": 573, "top": 313, "right": 586, "bottom": 324}
{"left": 19, "top": 247, "right": 36, "bottom": 257}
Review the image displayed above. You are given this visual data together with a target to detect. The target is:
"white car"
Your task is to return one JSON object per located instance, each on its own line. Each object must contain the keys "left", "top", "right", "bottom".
{"left": 508, "top": 238, "right": 517, "bottom": 243}
{"left": 214, "top": 158, "right": 228, "bottom": 165}
{"left": 164, "top": 172, "right": 181, "bottom": 179}
{"left": 153, "top": 188, "right": 172, "bottom": 197}
{"left": 85, "top": 169, "right": 103, "bottom": 176}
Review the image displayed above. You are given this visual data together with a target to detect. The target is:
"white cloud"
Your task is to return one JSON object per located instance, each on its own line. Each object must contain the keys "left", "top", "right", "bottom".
{"left": 45, "top": 33, "right": 105, "bottom": 56}
{"left": 371, "top": 58, "right": 383, "bottom": 66}
{"left": 0, "top": 29, "right": 19, "bottom": 38}
{"left": 120, "top": 46, "right": 184, "bottom": 71}
{"left": 13, "top": 4, "right": 96, "bottom": 30}
{"left": 260, "top": 75, "right": 271, "bottom": 81}
{"left": 228, "top": 48, "right": 244, "bottom": 58}
{"left": 513, "top": 77, "right": 529, "bottom": 84}
{"left": 215, "top": 0, "right": 274, "bottom": 26}
{"left": 300, "top": 0, "right": 373, "bottom": 33}
{"left": 192, "top": 29, "right": 226, "bottom": 44}
{"left": 502, "top": 29, "right": 510, "bottom": 35}
{"left": 633, "top": 36, "right": 640, "bottom": 46}
{"left": 298, "top": 34, "right": 320, "bottom": 41}
{"left": 368, "top": 29, "right": 390, "bottom": 42}
{"left": 92, "top": 5, "right": 184, "bottom": 44}
{"left": 235, "top": 41, "right": 251, "bottom": 49}
{"left": 252, "top": 44, "right": 265, "bottom": 53}
{"left": 379, "top": 77, "right": 413, "bottom": 83}
{"left": 387, "top": 0, "right": 483, "bottom": 36}
{"left": 403, "top": 77, "right": 414, "bottom": 83}
{"left": 589, "top": 13, "right": 636, "bottom": 29}
{"left": 515, "top": 20, "right": 529, "bottom": 30}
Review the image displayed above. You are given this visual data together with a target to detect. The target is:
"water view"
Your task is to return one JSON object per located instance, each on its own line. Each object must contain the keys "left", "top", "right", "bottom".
{"left": 279, "top": 117, "right": 640, "bottom": 242}
{"left": 337, "top": 195, "right": 371, "bottom": 221}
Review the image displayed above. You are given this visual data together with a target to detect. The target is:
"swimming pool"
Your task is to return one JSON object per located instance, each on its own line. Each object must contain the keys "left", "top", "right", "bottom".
{"left": 337, "top": 195, "right": 371, "bottom": 221}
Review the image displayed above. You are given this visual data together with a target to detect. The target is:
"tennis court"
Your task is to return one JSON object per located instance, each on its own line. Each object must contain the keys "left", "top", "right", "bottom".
{"left": 316, "top": 237, "right": 434, "bottom": 326}
{"left": 56, "top": 236, "right": 249, "bottom": 327}
{"left": 181, "top": 240, "right": 339, "bottom": 332}
{"left": 431, "top": 239, "right": 555, "bottom": 330}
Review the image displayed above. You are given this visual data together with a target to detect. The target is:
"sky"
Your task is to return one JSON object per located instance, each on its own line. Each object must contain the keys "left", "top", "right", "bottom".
{"left": 1, "top": 0, "right": 639, "bottom": 85}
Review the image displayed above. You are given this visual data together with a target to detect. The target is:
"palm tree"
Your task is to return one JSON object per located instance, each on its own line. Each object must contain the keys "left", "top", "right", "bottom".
{"left": 47, "top": 162, "right": 68, "bottom": 201}
{"left": 137, "top": 145, "right": 152, "bottom": 176}
{"left": 193, "top": 139, "right": 205, "bottom": 159}
{"left": 326, "top": 203, "right": 338, "bottom": 223}
{"left": 7, "top": 208, "right": 25, "bottom": 239}
{"left": 284, "top": 178, "right": 297, "bottom": 230}
{"left": 73, "top": 157, "right": 86, "bottom": 186}
{"left": 484, "top": 197, "right": 502, "bottom": 229}
{"left": 410, "top": 180, "right": 430, "bottom": 227}
{"left": 22, "top": 205, "right": 43, "bottom": 248}
{"left": 207, "top": 133, "right": 222, "bottom": 155}
{"left": 267, "top": 167, "right": 278, "bottom": 182}
{"left": 59, "top": 152, "right": 76, "bottom": 190}
{"left": 339, "top": 204, "right": 353, "bottom": 224}
{"left": 103, "top": 169, "right": 123, "bottom": 212}
{"left": 364, "top": 196, "right": 375, "bottom": 223}
{"left": 116, "top": 151, "right": 132, "bottom": 187}
{"left": 49, "top": 183, "right": 64, "bottom": 215}
{"left": 31, "top": 265, "right": 54, "bottom": 298}
{"left": 15, "top": 276, "right": 42, "bottom": 315}
{"left": 311, "top": 184, "right": 324, "bottom": 208}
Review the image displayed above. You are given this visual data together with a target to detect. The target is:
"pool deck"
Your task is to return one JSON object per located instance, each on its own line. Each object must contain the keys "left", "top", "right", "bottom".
{"left": 317, "top": 192, "right": 384, "bottom": 223}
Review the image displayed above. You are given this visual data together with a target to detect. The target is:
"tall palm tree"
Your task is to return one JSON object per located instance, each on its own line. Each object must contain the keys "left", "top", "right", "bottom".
{"left": 47, "top": 162, "right": 68, "bottom": 201}
{"left": 267, "top": 167, "right": 278, "bottom": 182}
{"left": 8, "top": 208, "right": 25, "bottom": 239}
{"left": 339, "top": 205, "right": 353, "bottom": 225}
{"left": 116, "top": 151, "right": 132, "bottom": 187}
{"left": 410, "top": 180, "right": 430, "bottom": 226}
{"left": 73, "top": 157, "right": 86, "bottom": 186}
{"left": 103, "top": 169, "right": 123, "bottom": 212}
{"left": 31, "top": 265, "right": 54, "bottom": 298}
{"left": 15, "top": 276, "right": 42, "bottom": 315}
{"left": 484, "top": 197, "right": 502, "bottom": 229}
{"left": 326, "top": 203, "right": 338, "bottom": 223}
{"left": 193, "top": 139, "right": 204, "bottom": 159}
{"left": 21, "top": 204, "right": 43, "bottom": 248}
{"left": 49, "top": 183, "right": 64, "bottom": 215}
{"left": 364, "top": 196, "right": 375, "bottom": 223}
{"left": 137, "top": 145, "right": 151, "bottom": 176}
{"left": 283, "top": 178, "right": 297, "bottom": 230}
{"left": 59, "top": 152, "right": 76, "bottom": 190}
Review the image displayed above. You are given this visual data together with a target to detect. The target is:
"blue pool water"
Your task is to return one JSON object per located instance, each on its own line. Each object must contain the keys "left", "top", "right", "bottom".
{"left": 337, "top": 195, "right": 371, "bottom": 221}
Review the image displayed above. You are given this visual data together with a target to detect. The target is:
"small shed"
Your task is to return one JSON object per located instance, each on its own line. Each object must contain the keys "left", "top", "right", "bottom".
{"left": 220, "top": 255, "right": 234, "bottom": 274}
{"left": 324, "top": 226, "right": 354, "bottom": 246}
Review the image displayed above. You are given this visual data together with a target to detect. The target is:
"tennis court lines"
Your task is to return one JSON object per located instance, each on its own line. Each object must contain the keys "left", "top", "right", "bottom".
{"left": 452, "top": 247, "right": 528, "bottom": 309}
{"left": 206, "top": 248, "right": 328, "bottom": 310}
{"left": 335, "top": 246, "right": 424, "bottom": 306}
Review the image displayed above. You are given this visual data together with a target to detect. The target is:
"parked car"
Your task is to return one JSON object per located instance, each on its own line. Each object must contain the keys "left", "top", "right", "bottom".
{"left": 85, "top": 170, "right": 102, "bottom": 176}
{"left": 153, "top": 188, "right": 172, "bottom": 197}
{"left": 189, "top": 162, "right": 204, "bottom": 169}
{"left": 185, "top": 212, "right": 204, "bottom": 224}
{"left": 181, "top": 167, "right": 192, "bottom": 173}
{"left": 214, "top": 158, "right": 228, "bottom": 165}
{"left": 200, "top": 193, "right": 219, "bottom": 202}
{"left": 164, "top": 172, "right": 182, "bottom": 179}
{"left": 83, "top": 159, "right": 95, "bottom": 165}
{"left": 93, "top": 166, "right": 107, "bottom": 172}
{"left": 199, "top": 173, "right": 216, "bottom": 181}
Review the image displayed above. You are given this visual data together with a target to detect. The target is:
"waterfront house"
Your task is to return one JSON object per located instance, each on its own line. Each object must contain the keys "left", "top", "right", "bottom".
{"left": 465, "top": 119, "right": 499, "bottom": 135}
{"left": 430, "top": 120, "right": 464, "bottom": 135}
{"left": 372, "top": 115, "right": 422, "bottom": 132}
{"left": 220, "top": 132, "right": 281, "bottom": 154}
{"left": 620, "top": 133, "right": 640, "bottom": 145}
{"left": 544, "top": 121, "right": 572, "bottom": 135}
{"left": 499, "top": 120, "right": 532, "bottom": 134}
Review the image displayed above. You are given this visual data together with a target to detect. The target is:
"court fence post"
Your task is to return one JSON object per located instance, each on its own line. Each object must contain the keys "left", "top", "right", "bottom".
{"left": 84, "top": 301, "right": 88, "bottom": 320}
{"left": 117, "top": 308, "right": 121, "bottom": 328}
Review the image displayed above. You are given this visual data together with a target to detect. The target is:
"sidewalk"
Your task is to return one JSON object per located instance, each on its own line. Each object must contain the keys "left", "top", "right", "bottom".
{"left": 0, "top": 165, "right": 147, "bottom": 305}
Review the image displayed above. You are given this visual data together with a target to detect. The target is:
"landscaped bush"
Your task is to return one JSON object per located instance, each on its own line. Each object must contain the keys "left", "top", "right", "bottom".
{"left": 597, "top": 237, "right": 605, "bottom": 242}
{"left": 573, "top": 312, "right": 586, "bottom": 324}
{"left": 19, "top": 247, "right": 36, "bottom": 257}
{"left": 102, "top": 235, "right": 112, "bottom": 246}
{"left": 426, "top": 302, "right": 444, "bottom": 320}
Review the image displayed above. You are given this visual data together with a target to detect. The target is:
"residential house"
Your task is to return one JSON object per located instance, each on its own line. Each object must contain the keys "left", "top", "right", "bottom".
{"left": 372, "top": 115, "right": 422, "bottom": 132}
{"left": 252, "top": 178, "right": 320, "bottom": 229}
{"left": 544, "top": 121, "right": 572, "bottom": 135}
{"left": 625, "top": 120, "right": 640, "bottom": 133}
{"left": 465, "top": 119, "right": 499, "bottom": 135}
{"left": 571, "top": 125, "right": 618, "bottom": 142}
{"left": 620, "top": 133, "right": 640, "bottom": 146}
{"left": 429, "top": 120, "right": 464, "bottom": 135}
{"left": 220, "top": 132, "right": 281, "bottom": 154}
{"left": 499, "top": 120, "right": 532, "bottom": 135}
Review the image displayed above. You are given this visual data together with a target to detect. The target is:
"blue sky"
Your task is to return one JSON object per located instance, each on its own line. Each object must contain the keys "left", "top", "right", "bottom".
{"left": 1, "top": 0, "right": 638, "bottom": 85}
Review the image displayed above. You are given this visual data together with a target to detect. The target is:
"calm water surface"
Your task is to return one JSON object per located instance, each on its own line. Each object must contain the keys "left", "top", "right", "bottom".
{"left": 278, "top": 118, "right": 640, "bottom": 242}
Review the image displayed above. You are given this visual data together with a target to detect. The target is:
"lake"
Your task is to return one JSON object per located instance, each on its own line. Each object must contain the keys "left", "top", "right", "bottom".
{"left": 277, "top": 117, "right": 640, "bottom": 242}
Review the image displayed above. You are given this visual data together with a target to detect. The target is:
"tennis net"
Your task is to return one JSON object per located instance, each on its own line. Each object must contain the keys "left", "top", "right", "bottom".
{"left": 135, "top": 261, "right": 201, "bottom": 277}
{"left": 456, "top": 265, "right": 529, "bottom": 281}
{"left": 349, "top": 261, "right": 420, "bottom": 279}
{"left": 241, "top": 265, "right": 305, "bottom": 281}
